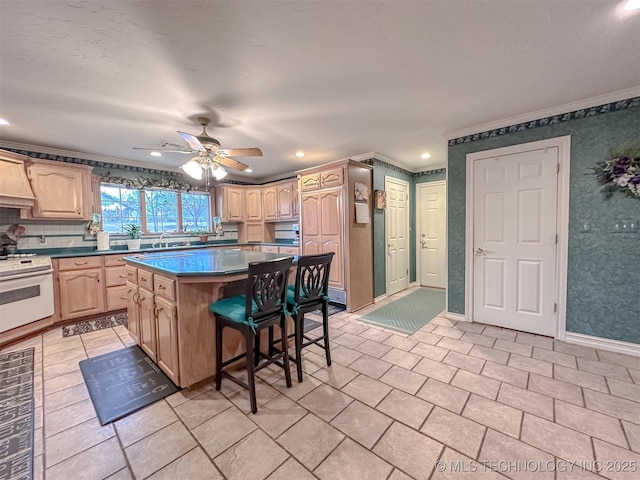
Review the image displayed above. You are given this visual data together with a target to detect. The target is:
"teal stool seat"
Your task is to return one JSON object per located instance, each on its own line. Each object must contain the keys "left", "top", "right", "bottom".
{"left": 210, "top": 295, "right": 259, "bottom": 326}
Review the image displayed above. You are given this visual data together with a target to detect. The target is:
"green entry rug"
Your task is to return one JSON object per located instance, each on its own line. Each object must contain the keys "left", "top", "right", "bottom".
{"left": 361, "top": 288, "right": 446, "bottom": 334}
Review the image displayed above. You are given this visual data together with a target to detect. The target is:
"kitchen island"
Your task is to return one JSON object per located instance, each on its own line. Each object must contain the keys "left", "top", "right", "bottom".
{"left": 124, "top": 249, "right": 295, "bottom": 388}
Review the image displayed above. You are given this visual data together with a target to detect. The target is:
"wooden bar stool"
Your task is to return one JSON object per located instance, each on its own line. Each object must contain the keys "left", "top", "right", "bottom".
{"left": 210, "top": 257, "right": 293, "bottom": 413}
{"left": 286, "top": 252, "right": 335, "bottom": 382}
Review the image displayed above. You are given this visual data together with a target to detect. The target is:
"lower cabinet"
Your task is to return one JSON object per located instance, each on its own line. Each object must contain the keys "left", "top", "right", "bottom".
{"left": 155, "top": 296, "right": 179, "bottom": 384}
{"left": 58, "top": 268, "right": 105, "bottom": 319}
{"left": 138, "top": 287, "right": 157, "bottom": 362}
{"left": 126, "top": 270, "right": 179, "bottom": 385}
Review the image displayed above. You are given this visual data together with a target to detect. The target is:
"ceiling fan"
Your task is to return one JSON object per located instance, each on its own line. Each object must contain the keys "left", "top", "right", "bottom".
{"left": 133, "top": 116, "right": 263, "bottom": 182}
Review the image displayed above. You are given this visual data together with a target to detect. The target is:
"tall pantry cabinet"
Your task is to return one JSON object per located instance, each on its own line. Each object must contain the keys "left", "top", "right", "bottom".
{"left": 297, "top": 159, "right": 373, "bottom": 312}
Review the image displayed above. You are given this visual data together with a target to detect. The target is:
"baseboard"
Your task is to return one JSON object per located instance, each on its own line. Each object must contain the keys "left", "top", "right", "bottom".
{"left": 565, "top": 332, "right": 640, "bottom": 358}
{"left": 445, "top": 312, "right": 467, "bottom": 322}
{"left": 374, "top": 294, "right": 387, "bottom": 303}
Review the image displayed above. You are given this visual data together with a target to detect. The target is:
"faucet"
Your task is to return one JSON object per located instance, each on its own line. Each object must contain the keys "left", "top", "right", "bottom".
{"left": 159, "top": 232, "right": 171, "bottom": 248}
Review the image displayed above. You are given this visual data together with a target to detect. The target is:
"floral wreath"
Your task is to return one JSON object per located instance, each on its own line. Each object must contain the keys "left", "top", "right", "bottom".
{"left": 594, "top": 145, "right": 640, "bottom": 199}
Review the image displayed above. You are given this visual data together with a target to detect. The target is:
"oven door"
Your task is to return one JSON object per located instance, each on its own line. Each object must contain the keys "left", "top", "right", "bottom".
{"left": 0, "top": 270, "right": 55, "bottom": 333}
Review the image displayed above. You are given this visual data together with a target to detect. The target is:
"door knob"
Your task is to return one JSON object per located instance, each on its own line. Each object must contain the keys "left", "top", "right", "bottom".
{"left": 474, "top": 247, "right": 488, "bottom": 255}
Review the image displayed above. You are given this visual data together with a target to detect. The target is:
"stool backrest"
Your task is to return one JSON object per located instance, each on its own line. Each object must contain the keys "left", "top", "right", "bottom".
{"left": 246, "top": 257, "right": 293, "bottom": 321}
{"left": 293, "top": 252, "right": 335, "bottom": 306}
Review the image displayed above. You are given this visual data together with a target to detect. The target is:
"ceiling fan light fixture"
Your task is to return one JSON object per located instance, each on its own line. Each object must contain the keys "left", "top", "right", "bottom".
{"left": 624, "top": 0, "right": 640, "bottom": 10}
{"left": 150, "top": 151, "right": 162, "bottom": 157}
{"left": 181, "top": 159, "right": 203, "bottom": 180}
{"left": 211, "top": 164, "right": 228, "bottom": 180}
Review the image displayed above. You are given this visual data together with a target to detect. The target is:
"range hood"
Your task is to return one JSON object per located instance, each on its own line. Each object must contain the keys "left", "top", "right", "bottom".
{"left": 0, "top": 150, "right": 36, "bottom": 209}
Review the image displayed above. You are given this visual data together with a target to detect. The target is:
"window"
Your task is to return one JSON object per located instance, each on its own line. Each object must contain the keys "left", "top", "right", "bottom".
{"left": 100, "top": 184, "right": 211, "bottom": 234}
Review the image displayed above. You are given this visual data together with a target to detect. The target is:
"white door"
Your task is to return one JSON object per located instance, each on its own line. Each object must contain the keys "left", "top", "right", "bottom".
{"left": 418, "top": 181, "right": 446, "bottom": 288}
{"left": 473, "top": 147, "right": 558, "bottom": 336}
{"left": 385, "top": 177, "right": 409, "bottom": 296}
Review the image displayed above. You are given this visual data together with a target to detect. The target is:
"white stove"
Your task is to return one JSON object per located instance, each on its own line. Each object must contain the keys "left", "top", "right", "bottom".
{"left": 0, "top": 254, "right": 55, "bottom": 334}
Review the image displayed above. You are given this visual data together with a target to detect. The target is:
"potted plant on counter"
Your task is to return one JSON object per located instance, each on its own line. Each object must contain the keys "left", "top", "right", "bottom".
{"left": 123, "top": 223, "right": 142, "bottom": 250}
{"left": 192, "top": 228, "right": 210, "bottom": 243}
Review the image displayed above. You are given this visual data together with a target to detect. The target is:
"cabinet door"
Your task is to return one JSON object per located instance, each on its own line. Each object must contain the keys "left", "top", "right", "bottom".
{"left": 155, "top": 296, "right": 179, "bottom": 384}
{"left": 277, "top": 183, "right": 294, "bottom": 220}
{"left": 260, "top": 245, "right": 279, "bottom": 253}
{"left": 320, "top": 167, "right": 343, "bottom": 188}
{"left": 104, "top": 266, "right": 128, "bottom": 287}
{"left": 303, "top": 238, "right": 322, "bottom": 255}
{"left": 322, "top": 237, "right": 344, "bottom": 287}
{"left": 263, "top": 187, "right": 278, "bottom": 221}
{"left": 319, "top": 190, "right": 342, "bottom": 236}
{"left": 244, "top": 189, "right": 262, "bottom": 221}
{"left": 292, "top": 182, "right": 299, "bottom": 219}
{"left": 224, "top": 187, "right": 244, "bottom": 222}
{"left": 300, "top": 173, "right": 321, "bottom": 191}
{"left": 301, "top": 194, "right": 320, "bottom": 236}
{"left": 138, "top": 288, "right": 157, "bottom": 362}
{"left": 126, "top": 283, "right": 140, "bottom": 343}
{"left": 58, "top": 269, "right": 105, "bottom": 319}
{"left": 106, "top": 285, "right": 128, "bottom": 311}
{"left": 27, "top": 164, "right": 87, "bottom": 219}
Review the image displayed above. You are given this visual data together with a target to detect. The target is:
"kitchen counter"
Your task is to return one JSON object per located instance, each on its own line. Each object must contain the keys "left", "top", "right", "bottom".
{"left": 124, "top": 249, "right": 295, "bottom": 277}
{"left": 124, "top": 248, "right": 297, "bottom": 388}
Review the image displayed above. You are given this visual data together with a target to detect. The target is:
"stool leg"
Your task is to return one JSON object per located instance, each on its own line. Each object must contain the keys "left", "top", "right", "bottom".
{"left": 254, "top": 332, "right": 261, "bottom": 367}
{"left": 268, "top": 326, "right": 275, "bottom": 358}
{"left": 322, "top": 302, "right": 332, "bottom": 366}
{"left": 280, "top": 316, "right": 292, "bottom": 388}
{"left": 215, "top": 319, "right": 223, "bottom": 391}
{"left": 294, "top": 313, "right": 304, "bottom": 383}
{"left": 244, "top": 329, "right": 258, "bottom": 414}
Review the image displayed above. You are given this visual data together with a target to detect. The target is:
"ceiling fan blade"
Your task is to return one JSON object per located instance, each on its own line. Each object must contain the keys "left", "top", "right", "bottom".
{"left": 177, "top": 131, "right": 206, "bottom": 151}
{"left": 217, "top": 147, "right": 263, "bottom": 157}
{"left": 132, "top": 147, "right": 194, "bottom": 154}
{"left": 213, "top": 156, "right": 251, "bottom": 171}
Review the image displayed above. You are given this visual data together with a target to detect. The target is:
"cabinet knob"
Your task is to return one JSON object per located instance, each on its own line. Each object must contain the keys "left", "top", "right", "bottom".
{"left": 118, "top": 275, "right": 127, "bottom": 278}
{"left": 76, "top": 208, "right": 81, "bottom": 214}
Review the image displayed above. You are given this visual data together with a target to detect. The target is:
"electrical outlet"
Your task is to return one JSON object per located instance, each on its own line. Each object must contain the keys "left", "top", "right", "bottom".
{"left": 40, "top": 235, "right": 46, "bottom": 244}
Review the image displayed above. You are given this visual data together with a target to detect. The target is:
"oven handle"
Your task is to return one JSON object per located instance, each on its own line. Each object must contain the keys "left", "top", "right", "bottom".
{"left": 0, "top": 268, "right": 54, "bottom": 281}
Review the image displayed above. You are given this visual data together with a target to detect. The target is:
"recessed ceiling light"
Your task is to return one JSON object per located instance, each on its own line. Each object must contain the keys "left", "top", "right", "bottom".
{"left": 296, "top": 151, "right": 305, "bottom": 157}
{"left": 0, "top": 118, "right": 9, "bottom": 125}
{"left": 150, "top": 151, "right": 162, "bottom": 157}
{"left": 245, "top": 168, "right": 253, "bottom": 173}
{"left": 421, "top": 152, "right": 431, "bottom": 159}
{"left": 624, "top": 0, "right": 640, "bottom": 10}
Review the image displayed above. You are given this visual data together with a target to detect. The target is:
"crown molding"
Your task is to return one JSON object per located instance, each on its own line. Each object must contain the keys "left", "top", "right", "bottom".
{"left": 444, "top": 86, "right": 640, "bottom": 140}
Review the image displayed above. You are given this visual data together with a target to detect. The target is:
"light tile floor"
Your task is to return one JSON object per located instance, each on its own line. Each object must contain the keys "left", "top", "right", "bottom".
{"left": 3, "top": 286, "right": 640, "bottom": 479}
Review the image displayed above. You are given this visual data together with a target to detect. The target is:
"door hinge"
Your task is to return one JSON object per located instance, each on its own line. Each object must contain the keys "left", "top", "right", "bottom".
{"left": 406, "top": 269, "right": 409, "bottom": 274}
{"left": 554, "top": 303, "right": 557, "bottom": 313}
{"left": 557, "top": 163, "right": 560, "bottom": 173}
{"left": 555, "top": 234, "right": 558, "bottom": 244}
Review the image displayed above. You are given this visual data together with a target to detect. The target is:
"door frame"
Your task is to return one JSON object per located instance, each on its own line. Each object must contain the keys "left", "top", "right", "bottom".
{"left": 385, "top": 176, "right": 411, "bottom": 296}
{"left": 416, "top": 180, "right": 447, "bottom": 289}
{"left": 464, "top": 136, "right": 571, "bottom": 340}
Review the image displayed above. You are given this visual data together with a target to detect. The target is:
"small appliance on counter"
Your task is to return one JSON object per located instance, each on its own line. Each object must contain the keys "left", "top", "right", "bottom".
{"left": 292, "top": 223, "right": 300, "bottom": 245}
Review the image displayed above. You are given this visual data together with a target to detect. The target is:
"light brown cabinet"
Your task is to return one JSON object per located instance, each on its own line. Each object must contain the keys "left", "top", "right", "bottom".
{"left": 138, "top": 287, "right": 157, "bottom": 361}
{"left": 57, "top": 269, "right": 105, "bottom": 319}
{"left": 260, "top": 245, "right": 279, "bottom": 253}
{"left": 297, "top": 159, "right": 373, "bottom": 312}
{"left": 154, "top": 295, "right": 179, "bottom": 384}
{"left": 293, "top": 182, "right": 299, "bottom": 219}
{"left": 21, "top": 158, "right": 93, "bottom": 220}
{"left": 277, "top": 183, "right": 295, "bottom": 220}
{"left": 215, "top": 185, "right": 244, "bottom": 222}
{"left": 126, "top": 282, "right": 140, "bottom": 343}
{"left": 244, "top": 188, "right": 262, "bottom": 221}
{"left": 262, "top": 187, "right": 278, "bottom": 221}
{"left": 278, "top": 246, "right": 300, "bottom": 255}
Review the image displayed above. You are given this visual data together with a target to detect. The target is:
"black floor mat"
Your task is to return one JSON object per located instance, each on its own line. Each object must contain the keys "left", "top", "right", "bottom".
{"left": 79, "top": 346, "right": 178, "bottom": 425}
{"left": 0, "top": 348, "right": 34, "bottom": 480}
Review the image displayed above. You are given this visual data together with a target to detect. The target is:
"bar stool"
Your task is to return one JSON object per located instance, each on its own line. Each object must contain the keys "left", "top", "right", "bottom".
{"left": 286, "top": 252, "right": 335, "bottom": 382}
{"left": 210, "top": 257, "right": 293, "bottom": 413}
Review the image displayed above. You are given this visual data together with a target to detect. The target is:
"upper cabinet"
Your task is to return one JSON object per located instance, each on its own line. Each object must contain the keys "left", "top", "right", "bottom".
{"left": 300, "top": 166, "right": 343, "bottom": 192}
{"left": 21, "top": 158, "right": 93, "bottom": 220}
{"left": 277, "top": 183, "right": 294, "bottom": 220}
{"left": 262, "top": 186, "right": 278, "bottom": 221}
{"left": 215, "top": 185, "right": 244, "bottom": 222}
{"left": 244, "top": 188, "right": 262, "bottom": 221}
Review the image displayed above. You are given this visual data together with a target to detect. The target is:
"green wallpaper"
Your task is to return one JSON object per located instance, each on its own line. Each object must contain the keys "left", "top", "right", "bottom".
{"left": 447, "top": 104, "right": 640, "bottom": 344}
{"left": 370, "top": 159, "right": 446, "bottom": 297}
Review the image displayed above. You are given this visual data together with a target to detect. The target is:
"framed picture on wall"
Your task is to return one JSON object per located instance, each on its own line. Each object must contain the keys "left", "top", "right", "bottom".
{"left": 374, "top": 190, "right": 386, "bottom": 209}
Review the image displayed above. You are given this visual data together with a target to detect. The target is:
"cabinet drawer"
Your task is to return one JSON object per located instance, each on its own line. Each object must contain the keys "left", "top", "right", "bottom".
{"left": 320, "top": 167, "right": 343, "bottom": 188}
{"left": 104, "top": 266, "right": 129, "bottom": 287}
{"left": 278, "top": 246, "right": 300, "bottom": 255}
{"left": 104, "top": 254, "right": 128, "bottom": 267}
{"left": 300, "top": 173, "right": 321, "bottom": 191}
{"left": 124, "top": 265, "right": 138, "bottom": 284}
{"left": 57, "top": 256, "right": 102, "bottom": 271}
{"left": 106, "top": 285, "right": 128, "bottom": 311}
{"left": 154, "top": 274, "right": 176, "bottom": 301}
{"left": 138, "top": 270, "right": 154, "bottom": 290}
{"left": 260, "top": 245, "right": 279, "bottom": 253}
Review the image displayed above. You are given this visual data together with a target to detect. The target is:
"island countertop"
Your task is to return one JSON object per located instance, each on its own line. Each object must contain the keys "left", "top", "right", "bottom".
{"left": 124, "top": 249, "right": 296, "bottom": 277}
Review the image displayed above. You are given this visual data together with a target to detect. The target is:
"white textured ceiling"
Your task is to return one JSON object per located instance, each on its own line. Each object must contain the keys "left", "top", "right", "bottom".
{"left": 0, "top": 1, "right": 639, "bottom": 180}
